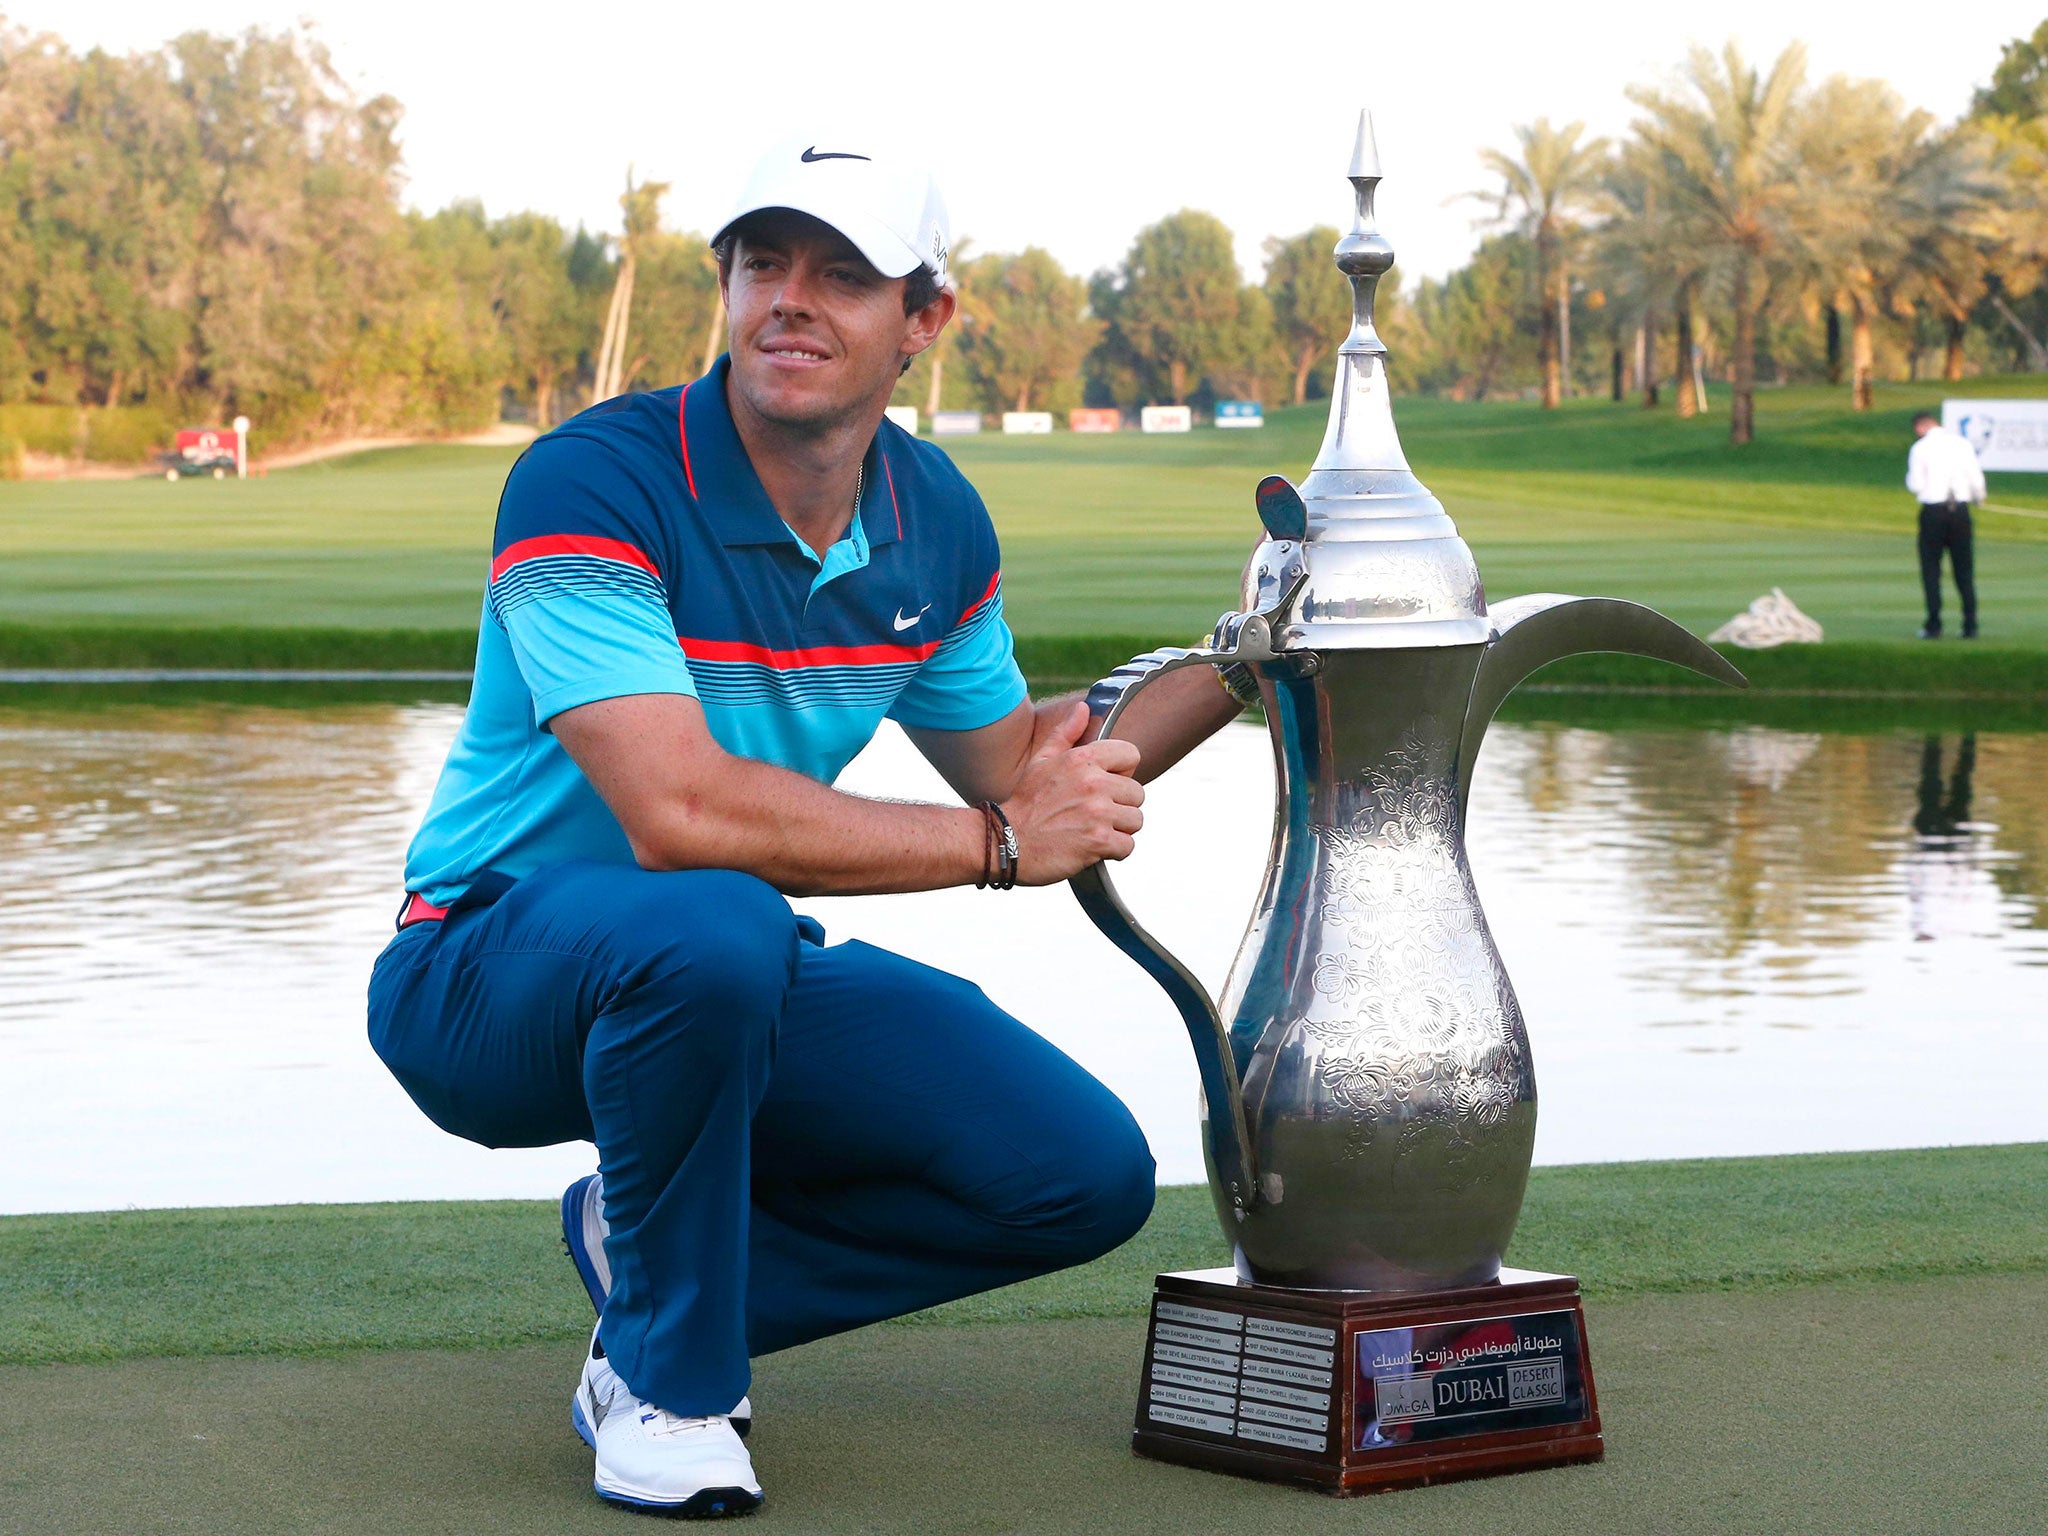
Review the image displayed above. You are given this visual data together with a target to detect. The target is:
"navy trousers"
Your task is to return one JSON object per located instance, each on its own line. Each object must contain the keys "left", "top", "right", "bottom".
{"left": 366, "top": 861, "right": 1155, "bottom": 1416}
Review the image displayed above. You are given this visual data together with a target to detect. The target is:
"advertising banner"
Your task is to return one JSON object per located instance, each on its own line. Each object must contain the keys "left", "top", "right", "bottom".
{"left": 174, "top": 428, "right": 240, "bottom": 463}
{"left": 1216, "top": 400, "right": 1264, "bottom": 428}
{"left": 884, "top": 405, "right": 919, "bottom": 435}
{"left": 1942, "top": 398, "right": 2048, "bottom": 471}
{"left": 1069, "top": 408, "right": 1122, "bottom": 433}
{"left": 931, "top": 411, "right": 982, "bottom": 436}
{"left": 1002, "top": 411, "right": 1054, "bottom": 434}
{"left": 1141, "top": 405, "right": 1193, "bottom": 434}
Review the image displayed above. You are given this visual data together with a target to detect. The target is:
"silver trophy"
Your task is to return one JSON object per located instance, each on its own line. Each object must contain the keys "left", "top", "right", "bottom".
{"left": 1074, "top": 113, "right": 1742, "bottom": 1493}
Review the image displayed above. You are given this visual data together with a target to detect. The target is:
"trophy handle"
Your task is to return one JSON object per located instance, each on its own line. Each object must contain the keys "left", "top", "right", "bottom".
{"left": 1457, "top": 594, "right": 1749, "bottom": 820}
{"left": 1068, "top": 648, "right": 1260, "bottom": 1216}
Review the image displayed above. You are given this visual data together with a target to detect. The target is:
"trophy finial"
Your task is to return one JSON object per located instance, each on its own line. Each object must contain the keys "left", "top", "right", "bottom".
{"left": 1334, "top": 110, "right": 1394, "bottom": 361}
{"left": 1306, "top": 108, "right": 1411, "bottom": 482}
{"left": 1346, "top": 108, "right": 1382, "bottom": 180}
{"left": 1289, "top": 111, "right": 1490, "bottom": 648}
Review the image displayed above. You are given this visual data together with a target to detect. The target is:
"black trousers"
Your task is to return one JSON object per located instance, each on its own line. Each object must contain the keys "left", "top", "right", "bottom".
{"left": 1917, "top": 503, "right": 1977, "bottom": 633}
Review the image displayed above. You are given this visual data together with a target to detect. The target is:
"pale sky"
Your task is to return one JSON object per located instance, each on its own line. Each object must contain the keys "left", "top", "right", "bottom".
{"left": 33, "top": 1, "right": 2046, "bottom": 281}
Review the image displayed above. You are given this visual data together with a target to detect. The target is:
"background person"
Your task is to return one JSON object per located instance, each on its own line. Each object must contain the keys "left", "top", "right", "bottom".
{"left": 365, "top": 140, "right": 1245, "bottom": 1520}
{"left": 1906, "top": 410, "right": 1987, "bottom": 638}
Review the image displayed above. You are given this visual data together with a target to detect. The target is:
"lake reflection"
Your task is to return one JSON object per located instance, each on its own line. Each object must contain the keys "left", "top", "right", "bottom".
{"left": 0, "top": 701, "right": 2041, "bottom": 1214}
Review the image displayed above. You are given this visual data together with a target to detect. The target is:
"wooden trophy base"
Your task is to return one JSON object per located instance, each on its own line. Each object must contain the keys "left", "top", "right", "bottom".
{"left": 1133, "top": 1267, "right": 1603, "bottom": 1496}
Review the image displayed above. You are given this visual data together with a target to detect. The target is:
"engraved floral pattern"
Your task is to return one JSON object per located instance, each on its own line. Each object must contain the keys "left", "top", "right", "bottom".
{"left": 1266, "top": 731, "right": 1535, "bottom": 1181}
{"left": 1312, "top": 951, "right": 1369, "bottom": 1002}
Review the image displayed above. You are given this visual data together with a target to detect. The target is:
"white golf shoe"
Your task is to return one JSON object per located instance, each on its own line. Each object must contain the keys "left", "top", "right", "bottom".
{"left": 572, "top": 1328, "right": 763, "bottom": 1518}
{"left": 561, "top": 1174, "right": 753, "bottom": 1439}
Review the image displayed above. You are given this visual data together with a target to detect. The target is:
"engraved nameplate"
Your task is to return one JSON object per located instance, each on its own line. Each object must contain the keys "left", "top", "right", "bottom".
{"left": 1236, "top": 1420, "right": 1330, "bottom": 1452}
{"left": 1143, "top": 1297, "right": 1337, "bottom": 1457}
{"left": 1157, "top": 1302, "right": 1244, "bottom": 1333}
{"left": 1154, "top": 1341, "right": 1242, "bottom": 1375}
{"left": 1155, "top": 1322, "right": 1242, "bottom": 1353}
{"left": 1243, "top": 1336, "right": 1333, "bottom": 1368}
{"left": 1239, "top": 1355, "right": 1331, "bottom": 1388}
{"left": 1237, "top": 1377, "right": 1332, "bottom": 1411}
{"left": 1246, "top": 1317, "right": 1335, "bottom": 1346}
{"left": 1148, "top": 1403, "right": 1235, "bottom": 1436}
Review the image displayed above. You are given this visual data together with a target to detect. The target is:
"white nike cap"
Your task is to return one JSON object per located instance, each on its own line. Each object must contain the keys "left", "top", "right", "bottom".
{"left": 713, "top": 138, "right": 950, "bottom": 290}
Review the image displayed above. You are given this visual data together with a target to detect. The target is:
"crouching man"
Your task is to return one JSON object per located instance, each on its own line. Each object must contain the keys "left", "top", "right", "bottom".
{"left": 366, "top": 140, "right": 1243, "bottom": 1517}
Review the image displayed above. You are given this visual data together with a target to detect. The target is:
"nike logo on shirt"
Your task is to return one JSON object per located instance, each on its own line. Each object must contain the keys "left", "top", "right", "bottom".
{"left": 801, "top": 147, "right": 870, "bottom": 163}
{"left": 893, "top": 605, "right": 932, "bottom": 631}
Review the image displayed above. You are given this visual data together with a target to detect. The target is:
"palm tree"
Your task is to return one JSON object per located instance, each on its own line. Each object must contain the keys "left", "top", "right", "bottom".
{"left": 698, "top": 246, "right": 727, "bottom": 380}
{"left": 1898, "top": 140, "right": 2004, "bottom": 383}
{"left": 1477, "top": 119, "right": 1610, "bottom": 408}
{"left": 1596, "top": 143, "right": 1708, "bottom": 411}
{"left": 1786, "top": 79, "right": 1910, "bottom": 411}
{"left": 919, "top": 236, "right": 975, "bottom": 417}
{"left": 1629, "top": 43, "right": 1808, "bottom": 445}
{"left": 1940, "top": 113, "right": 2048, "bottom": 374}
{"left": 591, "top": 172, "right": 669, "bottom": 404}
{"left": 1794, "top": 83, "right": 2003, "bottom": 406}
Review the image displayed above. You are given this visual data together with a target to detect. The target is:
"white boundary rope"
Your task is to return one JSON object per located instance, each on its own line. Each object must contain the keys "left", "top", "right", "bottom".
{"left": 1979, "top": 501, "right": 2048, "bottom": 520}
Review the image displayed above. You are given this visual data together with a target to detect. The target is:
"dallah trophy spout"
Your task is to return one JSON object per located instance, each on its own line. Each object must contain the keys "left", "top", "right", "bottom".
{"left": 1073, "top": 111, "right": 1743, "bottom": 1495}
{"left": 1458, "top": 595, "right": 1747, "bottom": 820}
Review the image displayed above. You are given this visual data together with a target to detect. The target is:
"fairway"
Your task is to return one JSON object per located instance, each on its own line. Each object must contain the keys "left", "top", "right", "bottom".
{"left": 4, "top": 381, "right": 2047, "bottom": 648}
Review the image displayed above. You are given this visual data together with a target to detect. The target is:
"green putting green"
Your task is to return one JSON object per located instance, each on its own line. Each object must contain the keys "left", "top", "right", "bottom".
{"left": 4, "top": 1151, "right": 2046, "bottom": 1533}
{"left": 4, "top": 1148, "right": 2046, "bottom": 1531}
{"left": 8, "top": 1147, "right": 2045, "bottom": 1368}
{"left": 4, "top": 1279, "right": 2043, "bottom": 1535}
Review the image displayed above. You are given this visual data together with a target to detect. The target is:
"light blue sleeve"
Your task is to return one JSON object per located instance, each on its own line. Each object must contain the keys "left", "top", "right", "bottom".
{"left": 487, "top": 432, "right": 698, "bottom": 729}
{"left": 887, "top": 585, "right": 1029, "bottom": 731}
{"left": 492, "top": 564, "right": 697, "bottom": 728}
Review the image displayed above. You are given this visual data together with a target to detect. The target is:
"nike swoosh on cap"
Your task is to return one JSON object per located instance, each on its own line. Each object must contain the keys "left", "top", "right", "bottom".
{"left": 801, "top": 147, "right": 870, "bottom": 163}
{"left": 893, "top": 605, "right": 931, "bottom": 631}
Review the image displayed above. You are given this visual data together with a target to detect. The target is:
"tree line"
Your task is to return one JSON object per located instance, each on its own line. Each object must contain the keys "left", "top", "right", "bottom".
{"left": 6, "top": 20, "right": 2048, "bottom": 454}
{"left": 1437, "top": 26, "right": 2048, "bottom": 443}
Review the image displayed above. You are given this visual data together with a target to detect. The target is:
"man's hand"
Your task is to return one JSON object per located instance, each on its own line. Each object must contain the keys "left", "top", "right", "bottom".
{"left": 1002, "top": 700, "right": 1144, "bottom": 883}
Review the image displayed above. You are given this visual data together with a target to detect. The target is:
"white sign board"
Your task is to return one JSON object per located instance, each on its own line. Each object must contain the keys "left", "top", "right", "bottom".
{"left": 1001, "top": 411, "right": 1053, "bottom": 435}
{"left": 884, "top": 405, "right": 919, "bottom": 435}
{"left": 1141, "top": 405, "right": 1192, "bottom": 434}
{"left": 1942, "top": 398, "right": 2048, "bottom": 472}
{"left": 932, "top": 411, "right": 982, "bottom": 436}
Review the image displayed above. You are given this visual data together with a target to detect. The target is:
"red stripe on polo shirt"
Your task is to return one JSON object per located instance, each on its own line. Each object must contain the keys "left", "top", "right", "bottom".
{"left": 680, "top": 635, "right": 942, "bottom": 668}
{"left": 957, "top": 571, "right": 1000, "bottom": 625}
{"left": 677, "top": 383, "right": 698, "bottom": 498}
{"left": 491, "top": 535, "right": 662, "bottom": 583}
{"left": 884, "top": 453, "right": 902, "bottom": 539}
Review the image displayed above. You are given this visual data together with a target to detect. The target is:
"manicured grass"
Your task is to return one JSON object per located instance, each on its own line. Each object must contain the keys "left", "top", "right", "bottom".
{"left": 5, "top": 627, "right": 2044, "bottom": 726}
{"left": 2, "top": 380, "right": 2046, "bottom": 648}
{"left": 0, "top": 622, "right": 482, "bottom": 670}
{"left": 5, "top": 1144, "right": 2041, "bottom": 1367}
{"left": 7, "top": 1150, "right": 2045, "bottom": 1532}
{"left": 9, "top": 1280, "right": 2047, "bottom": 1535}
{"left": 7, "top": 1142, "right": 2043, "bottom": 1531}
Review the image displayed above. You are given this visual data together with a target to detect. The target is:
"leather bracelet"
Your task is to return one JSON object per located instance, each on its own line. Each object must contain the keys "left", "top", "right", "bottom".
{"left": 975, "top": 801, "right": 1017, "bottom": 890}
{"left": 988, "top": 802, "right": 1017, "bottom": 888}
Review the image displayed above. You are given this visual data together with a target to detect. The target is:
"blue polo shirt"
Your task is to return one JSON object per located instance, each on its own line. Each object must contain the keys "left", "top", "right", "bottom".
{"left": 404, "top": 357, "right": 1027, "bottom": 905}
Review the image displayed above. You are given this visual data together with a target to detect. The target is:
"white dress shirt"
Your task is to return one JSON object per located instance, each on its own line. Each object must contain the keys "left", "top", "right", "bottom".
{"left": 1906, "top": 426, "right": 1987, "bottom": 507}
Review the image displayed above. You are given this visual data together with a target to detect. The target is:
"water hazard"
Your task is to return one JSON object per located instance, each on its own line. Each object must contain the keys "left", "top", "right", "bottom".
{"left": 1, "top": 701, "right": 2041, "bottom": 1214}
